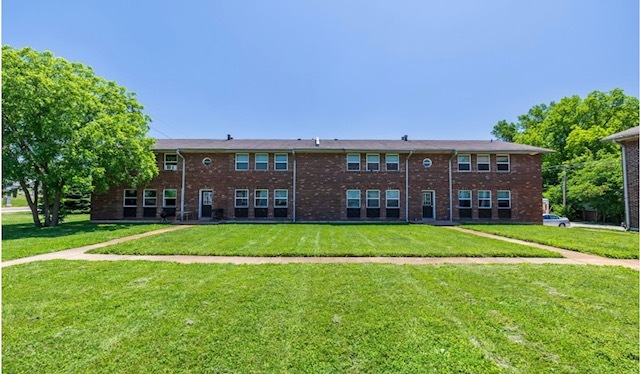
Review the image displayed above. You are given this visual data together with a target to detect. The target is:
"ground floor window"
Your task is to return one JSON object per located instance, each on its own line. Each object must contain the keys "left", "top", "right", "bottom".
{"left": 498, "top": 190, "right": 512, "bottom": 219}
{"left": 123, "top": 189, "right": 137, "bottom": 218}
{"left": 347, "top": 189, "right": 361, "bottom": 218}
{"left": 458, "top": 190, "right": 472, "bottom": 219}
{"left": 163, "top": 189, "right": 177, "bottom": 207}
{"left": 143, "top": 189, "right": 157, "bottom": 218}
{"left": 478, "top": 190, "right": 492, "bottom": 219}
{"left": 385, "top": 190, "right": 400, "bottom": 208}
{"left": 274, "top": 189, "right": 288, "bottom": 207}
{"left": 254, "top": 189, "right": 268, "bottom": 207}
{"left": 366, "top": 190, "right": 380, "bottom": 218}
{"left": 235, "top": 189, "right": 249, "bottom": 208}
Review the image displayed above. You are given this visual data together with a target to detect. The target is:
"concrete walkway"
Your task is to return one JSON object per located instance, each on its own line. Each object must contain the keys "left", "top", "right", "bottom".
{"left": 2, "top": 225, "right": 638, "bottom": 270}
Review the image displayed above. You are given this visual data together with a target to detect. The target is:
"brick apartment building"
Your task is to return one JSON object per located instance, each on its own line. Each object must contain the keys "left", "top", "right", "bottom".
{"left": 91, "top": 138, "right": 552, "bottom": 223}
{"left": 603, "top": 127, "right": 639, "bottom": 231}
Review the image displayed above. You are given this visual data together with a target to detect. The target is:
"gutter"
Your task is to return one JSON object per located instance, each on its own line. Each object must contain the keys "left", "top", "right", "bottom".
{"left": 175, "top": 149, "right": 186, "bottom": 219}
{"left": 448, "top": 150, "right": 458, "bottom": 222}
{"left": 292, "top": 150, "right": 296, "bottom": 223}
{"left": 405, "top": 151, "right": 413, "bottom": 222}
{"left": 621, "top": 143, "right": 630, "bottom": 230}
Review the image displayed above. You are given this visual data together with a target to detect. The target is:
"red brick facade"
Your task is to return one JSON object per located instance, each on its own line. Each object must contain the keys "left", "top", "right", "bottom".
{"left": 92, "top": 148, "right": 544, "bottom": 223}
{"left": 622, "top": 138, "right": 639, "bottom": 230}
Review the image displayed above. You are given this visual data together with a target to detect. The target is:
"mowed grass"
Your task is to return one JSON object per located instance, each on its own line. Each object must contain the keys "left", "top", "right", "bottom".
{"left": 90, "top": 224, "right": 562, "bottom": 258}
{"left": 2, "top": 213, "right": 166, "bottom": 261}
{"left": 462, "top": 224, "right": 640, "bottom": 259}
{"left": 2, "top": 193, "right": 28, "bottom": 207}
{"left": 3, "top": 260, "right": 638, "bottom": 373}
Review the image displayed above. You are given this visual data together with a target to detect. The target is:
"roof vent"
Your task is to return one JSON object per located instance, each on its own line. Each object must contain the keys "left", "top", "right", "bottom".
{"left": 314, "top": 137, "right": 320, "bottom": 147}
{"left": 227, "top": 134, "right": 233, "bottom": 140}
{"left": 402, "top": 135, "right": 408, "bottom": 141}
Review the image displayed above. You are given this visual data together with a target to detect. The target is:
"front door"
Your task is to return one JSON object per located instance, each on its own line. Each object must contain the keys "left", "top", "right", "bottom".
{"left": 422, "top": 191, "right": 434, "bottom": 219}
{"left": 200, "top": 190, "right": 213, "bottom": 219}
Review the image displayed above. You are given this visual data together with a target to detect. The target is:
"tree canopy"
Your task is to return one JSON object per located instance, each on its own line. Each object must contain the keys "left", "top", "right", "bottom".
{"left": 492, "top": 89, "right": 638, "bottom": 222}
{"left": 2, "top": 46, "right": 158, "bottom": 227}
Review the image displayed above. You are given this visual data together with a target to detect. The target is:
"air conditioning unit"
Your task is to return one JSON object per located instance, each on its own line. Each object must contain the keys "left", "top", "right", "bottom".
{"left": 165, "top": 165, "right": 177, "bottom": 171}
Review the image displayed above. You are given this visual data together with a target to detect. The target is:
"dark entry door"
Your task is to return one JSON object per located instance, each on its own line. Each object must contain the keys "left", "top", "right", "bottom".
{"left": 200, "top": 190, "right": 213, "bottom": 218}
{"left": 422, "top": 191, "right": 434, "bottom": 219}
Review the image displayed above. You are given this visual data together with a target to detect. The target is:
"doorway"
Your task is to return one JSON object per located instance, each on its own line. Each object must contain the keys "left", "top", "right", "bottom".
{"left": 199, "top": 190, "right": 213, "bottom": 219}
{"left": 422, "top": 190, "right": 435, "bottom": 219}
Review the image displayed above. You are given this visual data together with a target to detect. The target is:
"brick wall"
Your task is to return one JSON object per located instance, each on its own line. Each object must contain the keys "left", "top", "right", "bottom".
{"left": 622, "top": 139, "right": 639, "bottom": 230}
{"left": 92, "top": 151, "right": 543, "bottom": 223}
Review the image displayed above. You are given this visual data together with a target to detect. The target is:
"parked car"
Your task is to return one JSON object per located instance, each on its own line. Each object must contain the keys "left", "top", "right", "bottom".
{"left": 543, "top": 214, "right": 571, "bottom": 227}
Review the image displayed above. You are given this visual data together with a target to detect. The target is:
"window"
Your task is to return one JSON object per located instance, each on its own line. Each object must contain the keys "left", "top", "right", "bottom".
{"left": 255, "top": 153, "right": 268, "bottom": 171}
{"left": 386, "top": 190, "right": 400, "bottom": 208}
{"left": 143, "top": 189, "right": 157, "bottom": 207}
{"left": 497, "top": 190, "right": 511, "bottom": 208}
{"left": 366, "top": 190, "right": 380, "bottom": 208}
{"left": 366, "top": 154, "right": 380, "bottom": 171}
{"left": 497, "top": 154, "right": 510, "bottom": 172}
{"left": 458, "top": 154, "right": 471, "bottom": 171}
{"left": 478, "top": 190, "right": 491, "bottom": 208}
{"left": 164, "top": 154, "right": 178, "bottom": 170}
{"left": 274, "top": 153, "right": 288, "bottom": 171}
{"left": 386, "top": 154, "right": 399, "bottom": 171}
{"left": 235, "top": 189, "right": 249, "bottom": 207}
{"left": 477, "top": 154, "right": 490, "bottom": 172}
{"left": 274, "top": 189, "right": 288, "bottom": 207}
{"left": 254, "top": 189, "right": 268, "bottom": 207}
{"left": 162, "top": 189, "right": 177, "bottom": 207}
{"left": 347, "top": 154, "right": 360, "bottom": 171}
{"left": 235, "top": 153, "right": 249, "bottom": 170}
{"left": 346, "top": 190, "right": 361, "bottom": 208}
{"left": 123, "top": 189, "right": 137, "bottom": 207}
{"left": 458, "top": 190, "right": 471, "bottom": 208}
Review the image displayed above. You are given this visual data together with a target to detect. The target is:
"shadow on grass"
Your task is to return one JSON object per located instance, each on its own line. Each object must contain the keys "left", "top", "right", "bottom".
{"left": 2, "top": 221, "right": 166, "bottom": 241}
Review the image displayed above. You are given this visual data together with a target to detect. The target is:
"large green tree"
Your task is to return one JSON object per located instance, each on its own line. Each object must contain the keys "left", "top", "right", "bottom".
{"left": 2, "top": 46, "right": 158, "bottom": 227}
{"left": 492, "top": 89, "right": 638, "bottom": 222}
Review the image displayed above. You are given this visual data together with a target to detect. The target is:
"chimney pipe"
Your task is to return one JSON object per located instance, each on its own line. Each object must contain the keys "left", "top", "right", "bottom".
{"left": 402, "top": 135, "right": 408, "bottom": 141}
{"left": 227, "top": 134, "right": 233, "bottom": 140}
{"left": 314, "top": 137, "right": 320, "bottom": 147}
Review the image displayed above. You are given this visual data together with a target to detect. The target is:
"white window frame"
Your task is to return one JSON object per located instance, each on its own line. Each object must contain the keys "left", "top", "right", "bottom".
{"left": 477, "top": 154, "right": 490, "bottom": 172}
{"left": 274, "top": 153, "right": 288, "bottom": 171}
{"left": 385, "top": 154, "right": 399, "bottom": 171}
{"left": 386, "top": 190, "right": 400, "bottom": 208}
{"left": 164, "top": 154, "right": 178, "bottom": 171}
{"left": 458, "top": 190, "right": 472, "bottom": 208}
{"left": 274, "top": 189, "right": 288, "bottom": 207}
{"left": 255, "top": 153, "right": 269, "bottom": 171}
{"left": 123, "top": 189, "right": 137, "bottom": 207}
{"left": 366, "top": 190, "right": 380, "bottom": 208}
{"left": 143, "top": 189, "right": 157, "bottom": 207}
{"left": 163, "top": 189, "right": 177, "bottom": 208}
{"left": 478, "top": 190, "right": 492, "bottom": 208}
{"left": 366, "top": 154, "right": 380, "bottom": 171}
{"left": 234, "top": 189, "right": 249, "bottom": 208}
{"left": 347, "top": 154, "right": 361, "bottom": 171}
{"left": 346, "top": 189, "right": 361, "bottom": 208}
{"left": 458, "top": 154, "right": 471, "bottom": 172}
{"left": 254, "top": 189, "right": 268, "bottom": 207}
{"left": 497, "top": 190, "right": 511, "bottom": 208}
{"left": 497, "top": 154, "right": 510, "bottom": 172}
{"left": 235, "top": 153, "right": 249, "bottom": 171}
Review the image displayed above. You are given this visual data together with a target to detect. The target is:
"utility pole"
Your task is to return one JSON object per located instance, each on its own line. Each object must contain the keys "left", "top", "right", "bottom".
{"left": 562, "top": 166, "right": 566, "bottom": 208}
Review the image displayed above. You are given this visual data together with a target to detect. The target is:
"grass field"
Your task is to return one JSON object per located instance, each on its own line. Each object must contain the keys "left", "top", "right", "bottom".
{"left": 461, "top": 224, "right": 639, "bottom": 259}
{"left": 89, "top": 224, "right": 561, "bottom": 258}
{"left": 2, "top": 193, "right": 28, "bottom": 207}
{"left": 3, "top": 260, "right": 637, "bottom": 373}
{"left": 2, "top": 213, "right": 166, "bottom": 261}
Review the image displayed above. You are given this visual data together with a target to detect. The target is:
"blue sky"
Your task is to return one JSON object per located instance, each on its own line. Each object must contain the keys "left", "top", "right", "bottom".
{"left": 4, "top": 0, "right": 638, "bottom": 140}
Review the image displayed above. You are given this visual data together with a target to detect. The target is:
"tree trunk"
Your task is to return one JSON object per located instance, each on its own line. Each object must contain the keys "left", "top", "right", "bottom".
{"left": 51, "top": 189, "right": 62, "bottom": 226}
{"left": 20, "top": 179, "right": 41, "bottom": 228}
{"left": 42, "top": 184, "right": 51, "bottom": 227}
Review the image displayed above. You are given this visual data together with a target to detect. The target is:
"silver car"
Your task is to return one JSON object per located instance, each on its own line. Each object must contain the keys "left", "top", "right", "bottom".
{"left": 543, "top": 214, "right": 571, "bottom": 227}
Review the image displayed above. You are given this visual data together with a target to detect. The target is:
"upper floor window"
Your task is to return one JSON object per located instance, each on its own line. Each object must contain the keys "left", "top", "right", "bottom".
{"left": 458, "top": 154, "right": 471, "bottom": 171}
{"left": 366, "top": 154, "right": 380, "bottom": 171}
{"left": 254, "top": 189, "right": 268, "bottom": 207}
{"left": 478, "top": 190, "right": 491, "bottom": 208}
{"left": 366, "top": 190, "right": 380, "bottom": 208}
{"left": 164, "top": 154, "right": 178, "bottom": 170}
{"left": 497, "top": 154, "right": 510, "bottom": 172}
{"left": 386, "top": 190, "right": 400, "bottom": 208}
{"left": 346, "top": 190, "right": 361, "bottom": 208}
{"left": 235, "top": 153, "right": 249, "bottom": 171}
{"left": 347, "top": 154, "right": 360, "bottom": 171}
{"left": 235, "top": 189, "right": 249, "bottom": 207}
{"left": 386, "top": 154, "right": 399, "bottom": 171}
{"left": 274, "top": 153, "right": 288, "bottom": 171}
{"left": 497, "top": 190, "right": 511, "bottom": 208}
{"left": 458, "top": 190, "right": 471, "bottom": 208}
{"left": 123, "top": 189, "right": 137, "bottom": 207}
{"left": 274, "top": 189, "right": 288, "bottom": 207}
{"left": 143, "top": 189, "right": 157, "bottom": 207}
{"left": 477, "top": 154, "right": 490, "bottom": 172}
{"left": 163, "top": 189, "right": 177, "bottom": 207}
{"left": 255, "top": 153, "right": 268, "bottom": 171}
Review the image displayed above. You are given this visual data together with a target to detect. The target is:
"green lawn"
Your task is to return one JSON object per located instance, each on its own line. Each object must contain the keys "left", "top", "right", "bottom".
{"left": 2, "top": 193, "right": 28, "bottom": 207}
{"left": 2, "top": 213, "right": 166, "bottom": 261}
{"left": 3, "top": 261, "right": 637, "bottom": 373}
{"left": 90, "top": 224, "right": 562, "bottom": 258}
{"left": 461, "top": 224, "right": 639, "bottom": 259}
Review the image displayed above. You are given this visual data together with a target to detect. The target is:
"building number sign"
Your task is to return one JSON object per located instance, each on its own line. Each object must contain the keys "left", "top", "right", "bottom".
{"left": 422, "top": 158, "right": 432, "bottom": 168}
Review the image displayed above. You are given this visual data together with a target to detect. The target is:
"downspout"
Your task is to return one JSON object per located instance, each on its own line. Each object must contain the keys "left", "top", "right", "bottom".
{"left": 448, "top": 150, "right": 458, "bottom": 222}
{"left": 621, "top": 143, "right": 630, "bottom": 230}
{"left": 405, "top": 151, "right": 413, "bottom": 222}
{"left": 176, "top": 149, "right": 186, "bottom": 220}
{"left": 292, "top": 150, "right": 296, "bottom": 223}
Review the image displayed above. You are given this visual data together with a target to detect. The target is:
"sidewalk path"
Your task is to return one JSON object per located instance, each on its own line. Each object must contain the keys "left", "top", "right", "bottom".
{"left": 1, "top": 207, "right": 31, "bottom": 213}
{"left": 2, "top": 225, "right": 638, "bottom": 270}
